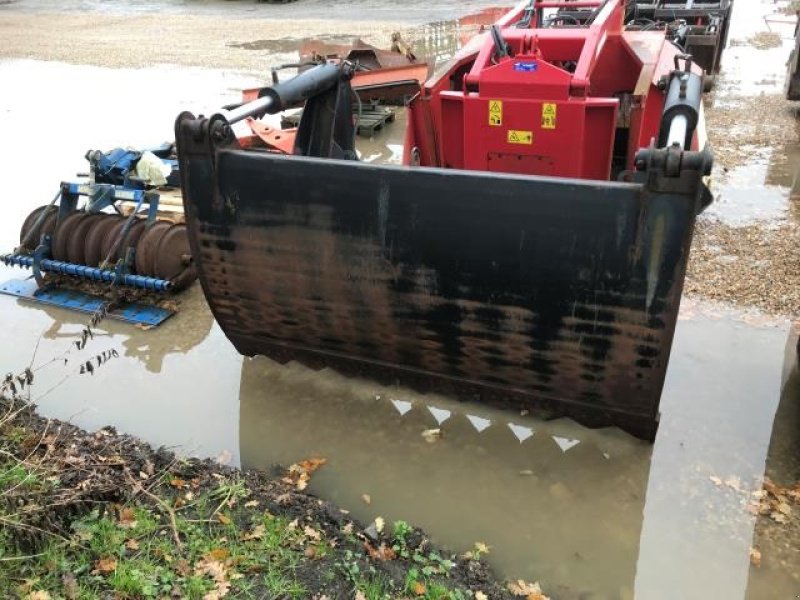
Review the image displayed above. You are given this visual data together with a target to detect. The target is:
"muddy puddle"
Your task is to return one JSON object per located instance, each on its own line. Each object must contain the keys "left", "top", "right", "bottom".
{"left": 1, "top": 0, "right": 800, "bottom": 597}
{"left": 705, "top": 155, "right": 794, "bottom": 226}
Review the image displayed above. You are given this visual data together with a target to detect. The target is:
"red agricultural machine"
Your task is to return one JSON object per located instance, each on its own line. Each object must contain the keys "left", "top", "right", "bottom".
{"left": 176, "top": 0, "right": 714, "bottom": 440}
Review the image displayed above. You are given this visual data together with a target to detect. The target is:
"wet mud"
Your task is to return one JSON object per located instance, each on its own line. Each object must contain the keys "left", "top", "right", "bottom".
{"left": 0, "top": 0, "right": 799, "bottom": 598}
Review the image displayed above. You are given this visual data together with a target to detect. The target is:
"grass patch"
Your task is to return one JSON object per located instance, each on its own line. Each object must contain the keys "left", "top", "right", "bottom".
{"left": 0, "top": 394, "right": 514, "bottom": 599}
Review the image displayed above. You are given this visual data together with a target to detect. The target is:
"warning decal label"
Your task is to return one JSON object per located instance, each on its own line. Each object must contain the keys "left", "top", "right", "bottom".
{"left": 489, "top": 100, "right": 503, "bottom": 126}
{"left": 541, "top": 103, "right": 557, "bottom": 129}
{"left": 507, "top": 130, "right": 533, "bottom": 145}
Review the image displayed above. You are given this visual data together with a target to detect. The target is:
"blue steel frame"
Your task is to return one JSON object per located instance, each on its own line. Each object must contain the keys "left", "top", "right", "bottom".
{"left": 3, "top": 180, "right": 171, "bottom": 292}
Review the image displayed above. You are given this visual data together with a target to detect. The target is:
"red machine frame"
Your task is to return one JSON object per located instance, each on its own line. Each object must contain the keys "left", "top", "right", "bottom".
{"left": 405, "top": 0, "right": 702, "bottom": 180}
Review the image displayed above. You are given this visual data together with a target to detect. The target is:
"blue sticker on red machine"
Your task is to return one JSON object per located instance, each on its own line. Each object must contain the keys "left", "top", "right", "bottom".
{"left": 513, "top": 61, "right": 538, "bottom": 72}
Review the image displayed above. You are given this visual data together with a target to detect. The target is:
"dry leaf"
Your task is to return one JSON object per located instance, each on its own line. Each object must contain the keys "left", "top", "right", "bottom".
{"left": 26, "top": 592, "right": 51, "bottom": 600}
{"left": 412, "top": 581, "right": 427, "bottom": 596}
{"left": 208, "top": 548, "right": 230, "bottom": 561}
{"left": 305, "top": 546, "right": 317, "bottom": 558}
{"left": 709, "top": 475, "right": 722, "bottom": 486}
{"left": 475, "top": 593, "right": 488, "bottom": 600}
{"left": 175, "top": 559, "right": 191, "bottom": 577}
{"left": 125, "top": 538, "right": 140, "bottom": 551}
{"left": 749, "top": 547, "right": 762, "bottom": 567}
{"left": 118, "top": 507, "right": 137, "bottom": 529}
{"left": 93, "top": 557, "right": 117, "bottom": 575}
{"left": 170, "top": 478, "right": 186, "bottom": 489}
{"left": 421, "top": 428, "right": 442, "bottom": 443}
{"left": 244, "top": 500, "right": 259, "bottom": 508}
{"left": 374, "top": 516, "right": 385, "bottom": 534}
{"left": 194, "top": 556, "right": 231, "bottom": 599}
{"left": 355, "top": 592, "right": 367, "bottom": 600}
{"left": 474, "top": 541, "right": 491, "bottom": 555}
{"left": 776, "top": 502, "right": 792, "bottom": 516}
{"left": 770, "top": 511, "right": 789, "bottom": 523}
{"left": 284, "top": 457, "right": 327, "bottom": 490}
{"left": 507, "top": 579, "right": 549, "bottom": 599}
{"left": 217, "top": 514, "right": 232, "bottom": 526}
{"left": 304, "top": 526, "right": 322, "bottom": 541}
{"left": 365, "top": 542, "right": 396, "bottom": 561}
{"left": 361, "top": 494, "right": 371, "bottom": 505}
{"left": 724, "top": 475, "right": 742, "bottom": 491}
{"left": 243, "top": 524, "right": 265, "bottom": 541}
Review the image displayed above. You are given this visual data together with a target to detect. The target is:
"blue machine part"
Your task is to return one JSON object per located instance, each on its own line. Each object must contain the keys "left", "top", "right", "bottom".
{"left": 92, "top": 148, "right": 142, "bottom": 186}
{"left": 0, "top": 278, "right": 173, "bottom": 327}
{"left": 88, "top": 146, "right": 180, "bottom": 189}
{"left": 1, "top": 254, "right": 172, "bottom": 291}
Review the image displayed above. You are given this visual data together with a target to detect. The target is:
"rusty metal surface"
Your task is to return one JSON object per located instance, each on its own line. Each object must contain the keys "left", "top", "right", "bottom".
{"left": 177, "top": 119, "right": 707, "bottom": 438}
{"left": 299, "top": 38, "right": 421, "bottom": 71}
{"left": 134, "top": 220, "right": 170, "bottom": 276}
{"left": 83, "top": 215, "right": 121, "bottom": 267}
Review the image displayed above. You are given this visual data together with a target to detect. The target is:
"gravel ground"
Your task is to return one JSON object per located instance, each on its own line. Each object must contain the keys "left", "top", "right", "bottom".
{"left": 0, "top": 12, "right": 405, "bottom": 73}
{"left": 685, "top": 220, "right": 800, "bottom": 316}
{"left": 687, "top": 89, "right": 800, "bottom": 317}
{"left": 704, "top": 93, "right": 798, "bottom": 173}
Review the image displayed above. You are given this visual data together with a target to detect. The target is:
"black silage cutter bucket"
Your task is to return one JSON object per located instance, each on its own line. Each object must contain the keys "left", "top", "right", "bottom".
{"left": 177, "top": 109, "right": 712, "bottom": 440}
{"left": 175, "top": 61, "right": 713, "bottom": 440}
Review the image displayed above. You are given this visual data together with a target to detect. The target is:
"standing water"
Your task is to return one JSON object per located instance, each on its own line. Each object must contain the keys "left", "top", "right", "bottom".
{"left": 0, "top": 0, "right": 798, "bottom": 598}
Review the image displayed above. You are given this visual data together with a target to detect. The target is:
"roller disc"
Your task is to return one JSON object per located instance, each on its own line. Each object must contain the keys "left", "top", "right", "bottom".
{"left": 134, "top": 220, "right": 172, "bottom": 277}
{"left": 153, "top": 223, "right": 196, "bottom": 289}
{"left": 51, "top": 212, "right": 86, "bottom": 262}
{"left": 66, "top": 214, "right": 104, "bottom": 264}
{"left": 83, "top": 215, "right": 122, "bottom": 267}
{"left": 19, "top": 205, "right": 57, "bottom": 251}
{"left": 40, "top": 211, "right": 59, "bottom": 241}
{"left": 99, "top": 218, "right": 129, "bottom": 266}
{"left": 120, "top": 219, "right": 147, "bottom": 268}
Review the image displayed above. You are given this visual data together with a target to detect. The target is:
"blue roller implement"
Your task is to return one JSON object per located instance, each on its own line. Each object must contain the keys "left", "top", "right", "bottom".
{"left": 1, "top": 254, "right": 172, "bottom": 292}
{"left": 0, "top": 278, "right": 173, "bottom": 326}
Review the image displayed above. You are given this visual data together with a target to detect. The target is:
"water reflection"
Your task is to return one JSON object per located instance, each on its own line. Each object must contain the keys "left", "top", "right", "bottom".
{"left": 744, "top": 349, "right": 800, "bottom": 598}
{"left": 236, "top": 298, "right": 798, "bottom": 599}
{"left": 239, "top": 355, "right": 651, "bottom": 599}
{"left": 122, "top": 287, "right": 214, "bottom": 373}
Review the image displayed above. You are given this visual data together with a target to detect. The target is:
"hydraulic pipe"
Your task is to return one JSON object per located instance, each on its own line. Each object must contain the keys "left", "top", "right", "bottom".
{"left": 657, "top": 68, "right": 702, "bottom": 149}
{"left": 222, "top": 96, "right": 275, "bottom": 125}
{"left": 666, "top": 114, "right": 688, "bottom": 148}
{"left": 220, "top": 63, "right": 343, "bottom": 125}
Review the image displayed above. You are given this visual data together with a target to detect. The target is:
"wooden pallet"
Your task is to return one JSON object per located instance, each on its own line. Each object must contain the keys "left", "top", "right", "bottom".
{"left": 118, "top": 188, "right": 185, "bottom": 224}
{"left": 281, "top": 105, "right": 397, "bottom": 138}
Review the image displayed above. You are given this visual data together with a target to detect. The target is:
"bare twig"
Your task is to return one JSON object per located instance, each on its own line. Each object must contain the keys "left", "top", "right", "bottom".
{"left": 126, "top": 474, "right": 183, "bottom": 550}
{"left": 0, "top": 552, "right": 46, "bottom": 562}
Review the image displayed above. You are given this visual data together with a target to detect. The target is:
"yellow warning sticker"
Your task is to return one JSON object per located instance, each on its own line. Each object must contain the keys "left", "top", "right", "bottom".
{"left": 541, "top": 103, "right": 557, "bottom": 129}
{"left": 488, "top": 100, "right": 503, "bottom": 126}
{"left": 507, "top": 130, "right": 533, "bottom": 145}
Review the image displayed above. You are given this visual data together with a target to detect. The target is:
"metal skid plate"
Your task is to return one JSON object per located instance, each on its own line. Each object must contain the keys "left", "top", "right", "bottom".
{"left": 0, "top": 278, "right": 173, "bottom": 327}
